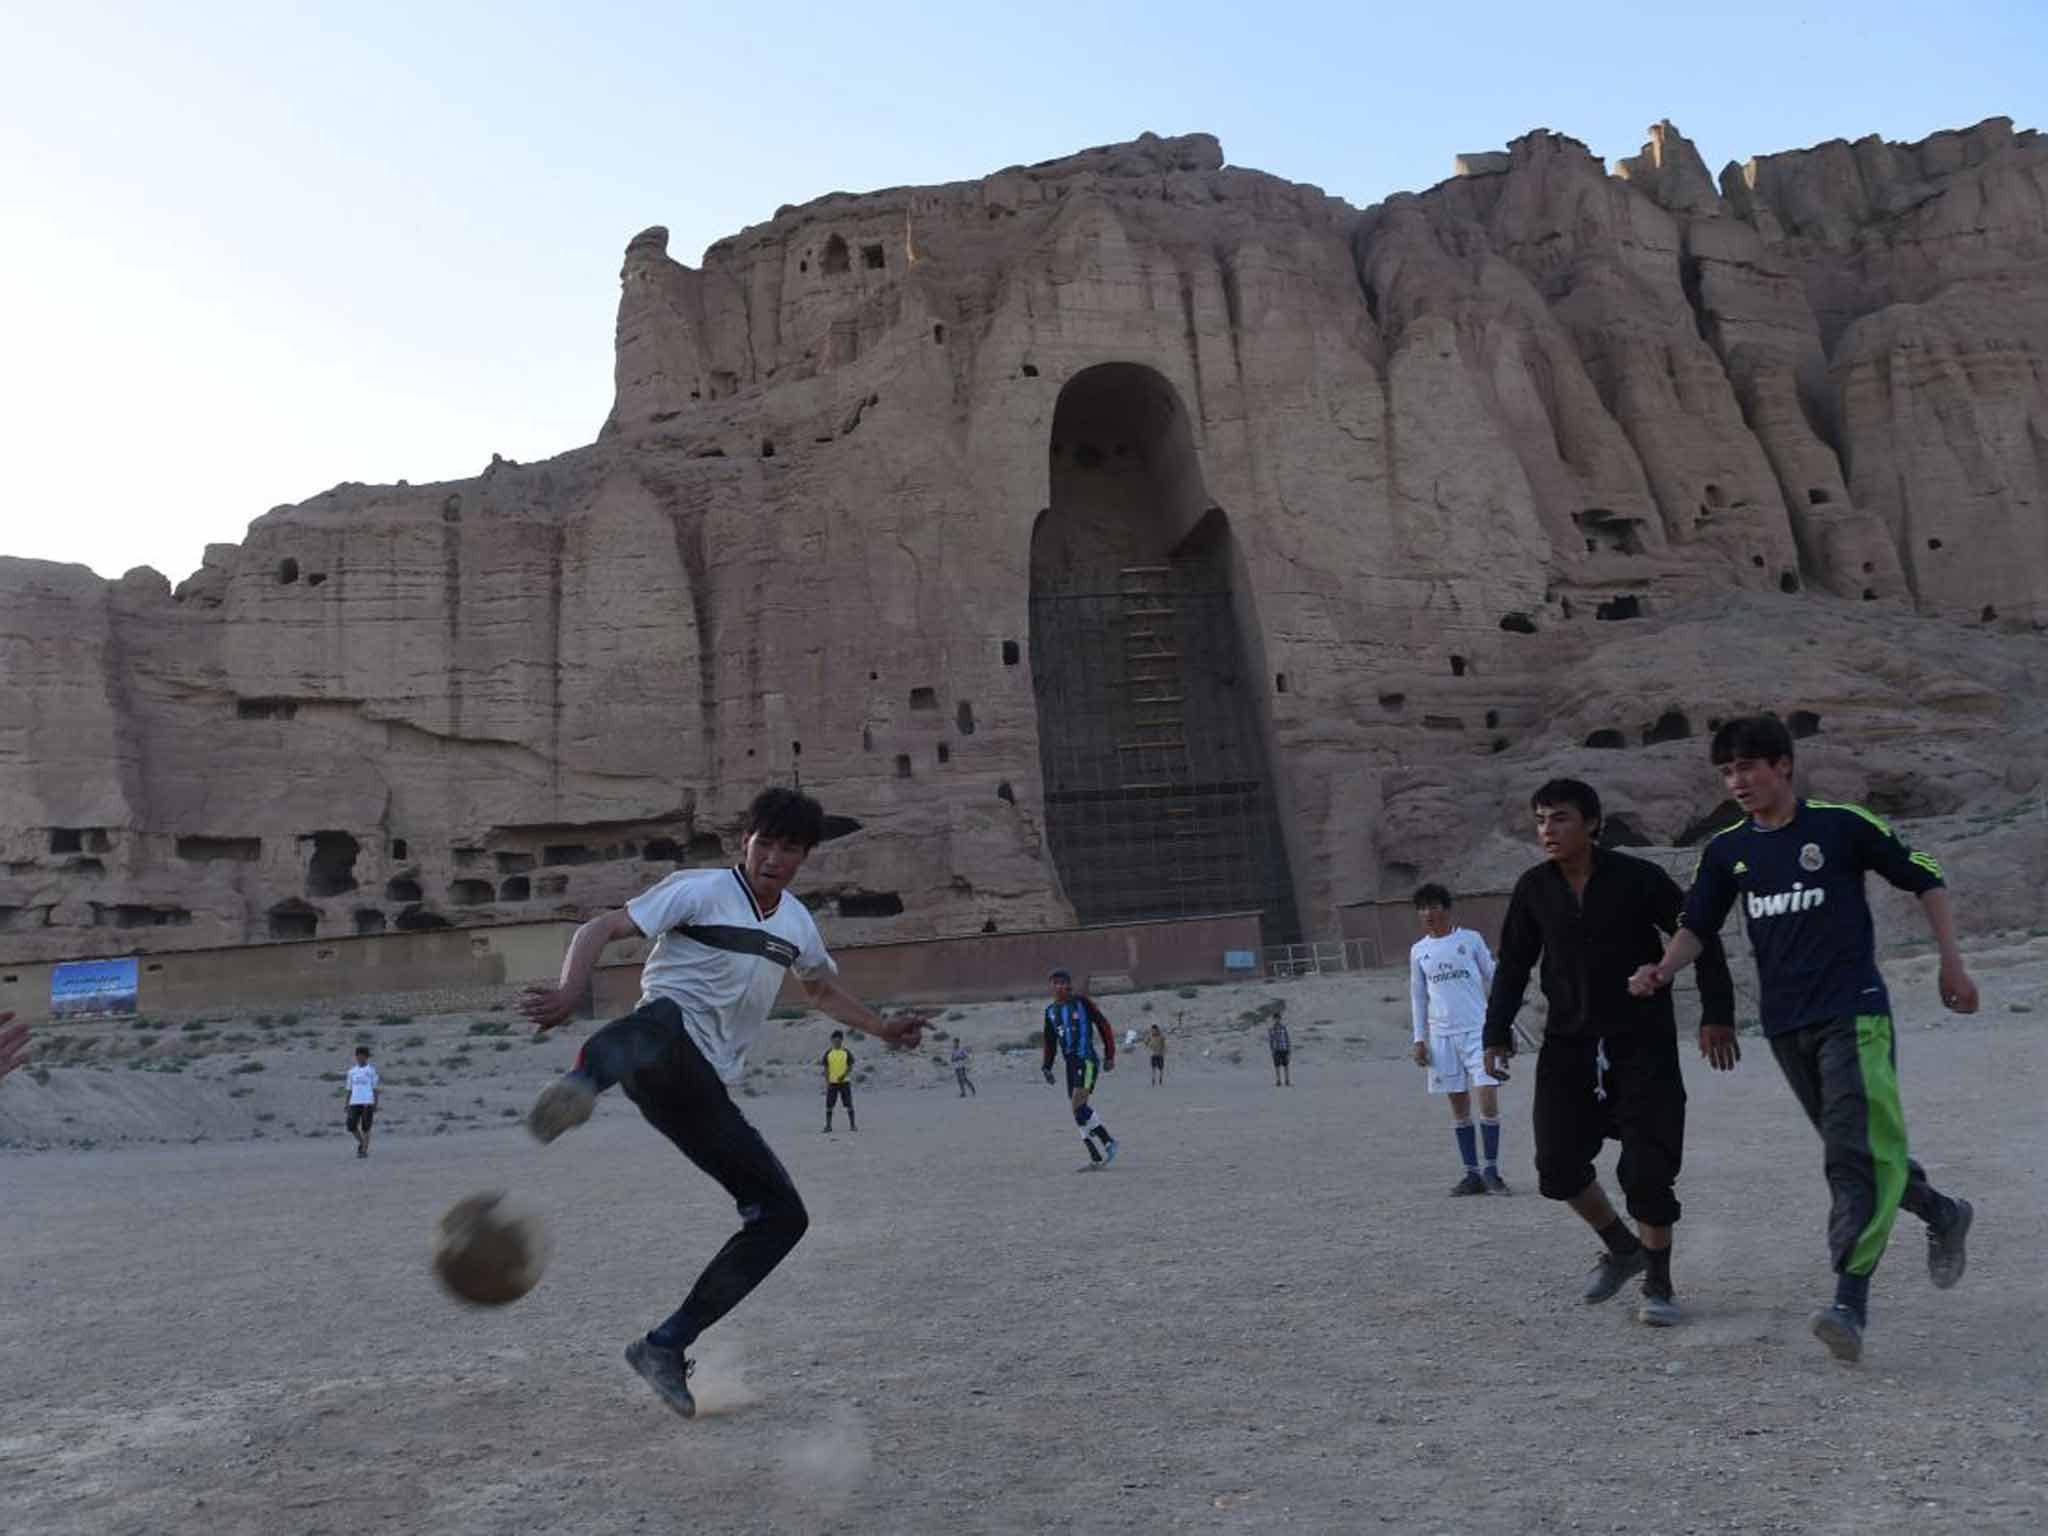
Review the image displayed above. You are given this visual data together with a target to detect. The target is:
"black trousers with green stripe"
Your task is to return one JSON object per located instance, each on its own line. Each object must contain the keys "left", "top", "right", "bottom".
{"left": 1769, "top": 1014, "right": 1941, "bottom": 1277}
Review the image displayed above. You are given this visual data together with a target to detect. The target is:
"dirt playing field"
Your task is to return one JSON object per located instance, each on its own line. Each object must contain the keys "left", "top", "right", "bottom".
{"left": 3, "top": 947, "right": 2046, "bottom": 1534}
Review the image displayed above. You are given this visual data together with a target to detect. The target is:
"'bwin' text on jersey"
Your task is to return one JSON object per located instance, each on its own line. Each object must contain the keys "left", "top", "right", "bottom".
{"left": 1746, "top": 883, "right": 1827, "bottom": 919}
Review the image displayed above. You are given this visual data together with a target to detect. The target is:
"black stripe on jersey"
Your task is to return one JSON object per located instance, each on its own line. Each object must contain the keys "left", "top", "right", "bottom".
{"left": 674, "top": 922, "right": 800, "bottom": 969}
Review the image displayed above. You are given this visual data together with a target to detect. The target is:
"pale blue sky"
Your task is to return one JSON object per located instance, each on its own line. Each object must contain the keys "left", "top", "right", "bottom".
{"left": 2, "top": 0, "right": 2040, "bottom": 581}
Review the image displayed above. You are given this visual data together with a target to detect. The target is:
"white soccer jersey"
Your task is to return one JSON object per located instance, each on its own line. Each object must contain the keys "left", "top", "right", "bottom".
{"left": 346, "top": 1063, "right": 380, "bottom": 1104}
{"left": 1409, "top": 928, "right": 1496, "bottom": 1041}
{"left": 626, "top": 867, "right": 837, "bottom": 1084}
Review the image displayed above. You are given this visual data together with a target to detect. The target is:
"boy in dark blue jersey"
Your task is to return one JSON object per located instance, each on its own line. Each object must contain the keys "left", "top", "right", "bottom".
{"left": 1042, "top": 969, "right": 1120, "bottom": 1169}
{"left": 1632, "top": 715, "right": 1978, "bottom": 1363}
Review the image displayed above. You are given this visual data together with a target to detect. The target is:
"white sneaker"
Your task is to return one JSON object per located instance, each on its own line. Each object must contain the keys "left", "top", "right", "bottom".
{"left": 528, "top": 1073, "right": 596, "bottom": 1144}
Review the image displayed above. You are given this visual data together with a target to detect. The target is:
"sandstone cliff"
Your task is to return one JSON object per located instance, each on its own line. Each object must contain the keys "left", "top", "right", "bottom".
{"left": 3, "top": 122, "right": 2044, "bottom": 963}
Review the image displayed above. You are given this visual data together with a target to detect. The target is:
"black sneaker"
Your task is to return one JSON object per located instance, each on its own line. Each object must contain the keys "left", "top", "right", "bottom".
{"left": 1450, "top": 1171, "right": 1488, "bottom": 1197}
{"left": 624, "top": 1337, "right": 697, "bottom": 1418}
{"left": 1582, "top": 1248, "right": 1648, "bottom": 1303}
{"left": 1810, "top": 1303, "right": 1864, "bottom": 1363}
{"left": 1483, "top": 1169, "right": 1511, "bottom": 1195}
{"left": 528, "top": 1073, "right": 596, "bottom": 1144}
{"left": 1927, "top": 1197, "right": 1973, "bottom": 1290}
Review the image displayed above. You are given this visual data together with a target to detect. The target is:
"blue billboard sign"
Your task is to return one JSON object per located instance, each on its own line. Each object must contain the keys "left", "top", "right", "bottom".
{"left": 50, "top": 958, "right": 140, "bottom": 1019}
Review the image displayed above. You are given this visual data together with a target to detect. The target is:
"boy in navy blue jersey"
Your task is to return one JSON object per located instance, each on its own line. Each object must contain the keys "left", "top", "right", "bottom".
{"left": 1042, "top": 969, "right": 1120, "bottom": 1168}
{"left": 1632, "top": 715, "right": 1978, "bottom": 1363}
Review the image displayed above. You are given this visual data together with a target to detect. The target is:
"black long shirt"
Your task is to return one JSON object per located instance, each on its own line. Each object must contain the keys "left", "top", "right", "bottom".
{"left": 1483, "top": 849, "right": 1735, "bottom": 1051}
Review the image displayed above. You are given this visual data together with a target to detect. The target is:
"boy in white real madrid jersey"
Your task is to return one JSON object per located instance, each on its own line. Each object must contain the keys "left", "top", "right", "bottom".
{"left": 1632, "top": 714, "right": 1976, "bottom": 1364}
{"left": 1409, "top": 885, "right": 1508, "bottom": 1195}
{"left": 517, "top": 788, "right": 927, "bottom": 1419}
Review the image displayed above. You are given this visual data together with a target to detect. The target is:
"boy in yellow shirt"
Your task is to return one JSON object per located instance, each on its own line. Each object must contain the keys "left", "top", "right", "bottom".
{"left": 822, "top": 1030, "right": 856, "bottom": 1132}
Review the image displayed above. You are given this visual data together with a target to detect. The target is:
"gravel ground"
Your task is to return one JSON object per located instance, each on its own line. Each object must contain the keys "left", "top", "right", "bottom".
{"left": 2, "top": 956, "right": 2043, "bottom": 1534}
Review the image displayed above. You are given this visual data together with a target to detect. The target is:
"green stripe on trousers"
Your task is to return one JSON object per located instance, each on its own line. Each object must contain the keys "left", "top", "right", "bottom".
{"left": 1846, "top": 1013, "right": 1911, "bottom": 1276}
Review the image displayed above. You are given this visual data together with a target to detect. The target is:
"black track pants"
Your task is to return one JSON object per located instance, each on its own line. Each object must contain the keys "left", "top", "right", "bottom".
{"left": 577, "top": 999, "right": 809, "bottom": 1337}
{"left": 1768, "top": 1013, "right": 1939, "bottom": 1276}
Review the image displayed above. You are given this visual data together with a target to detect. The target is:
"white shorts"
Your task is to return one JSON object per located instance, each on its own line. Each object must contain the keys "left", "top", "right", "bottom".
{"left": 1425, "top": 1029, "right": 1498, "bottom": 1095}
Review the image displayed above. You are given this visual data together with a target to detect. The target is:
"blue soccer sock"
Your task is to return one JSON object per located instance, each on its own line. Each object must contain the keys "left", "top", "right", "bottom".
{"left": 1480, "top": 1117, "right": 1501, "bottom": 1171}
{"left": 1453, "top": 1119, "right": 1478, "bottom": 1171}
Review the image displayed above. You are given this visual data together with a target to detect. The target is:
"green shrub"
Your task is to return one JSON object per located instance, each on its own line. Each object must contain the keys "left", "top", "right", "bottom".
{"left": 231, "top": 1060, "right": 266, "bottom": 1075}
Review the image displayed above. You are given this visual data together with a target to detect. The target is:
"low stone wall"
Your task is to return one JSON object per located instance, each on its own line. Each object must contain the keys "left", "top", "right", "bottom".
{"left": 0, "top": 921, "right": 576, "bottom": 1022}
{"left": 0, "top": 911, "right": 1267, "bottom": 1023}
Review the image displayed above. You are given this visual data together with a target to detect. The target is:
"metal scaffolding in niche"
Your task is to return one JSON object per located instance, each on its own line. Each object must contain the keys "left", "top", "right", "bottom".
{"left": 1030, "top": 565, "right": 1300, "bottom": 943}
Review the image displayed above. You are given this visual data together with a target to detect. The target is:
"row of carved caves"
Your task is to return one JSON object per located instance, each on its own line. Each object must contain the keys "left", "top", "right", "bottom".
{"left": 8, "top": 819, "right": 903, "bottom": 941}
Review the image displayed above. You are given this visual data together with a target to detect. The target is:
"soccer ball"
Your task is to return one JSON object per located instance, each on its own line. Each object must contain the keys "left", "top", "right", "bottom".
{"left": 433, "top": 1191, "right": 548, "bottom": 1306}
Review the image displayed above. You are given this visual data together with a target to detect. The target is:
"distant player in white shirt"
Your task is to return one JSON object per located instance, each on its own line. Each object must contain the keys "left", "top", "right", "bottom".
{"left": 343, "top": 1044, "right": 380, "bottom": 1159}
{"left": 1409, "top": 884, "right": 1509, "bottom": 1195}
{"left": 517, "top": 787, "right": 928, "bottom": 1421}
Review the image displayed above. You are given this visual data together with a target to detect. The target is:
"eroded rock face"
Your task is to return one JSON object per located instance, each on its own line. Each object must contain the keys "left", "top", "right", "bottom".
{"left": 4, "top": 122, "right": 2045, "bottom": 963}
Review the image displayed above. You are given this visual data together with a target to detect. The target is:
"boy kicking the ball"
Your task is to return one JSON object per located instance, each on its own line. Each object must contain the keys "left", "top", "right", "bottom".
{"left": 518, "top": 787, "right": 926, "bottom": 1419}
{"left": 1631, "top": 715, "right": 1976, "bottom": 1363}
{"left": 1408, "top": 884, "right": 1507, "bottom": 1195}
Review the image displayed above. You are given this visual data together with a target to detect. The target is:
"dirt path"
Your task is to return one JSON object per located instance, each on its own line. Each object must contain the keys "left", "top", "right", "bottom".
{"left": 3, "top": 987, "right": 2043, "bottom": 1534}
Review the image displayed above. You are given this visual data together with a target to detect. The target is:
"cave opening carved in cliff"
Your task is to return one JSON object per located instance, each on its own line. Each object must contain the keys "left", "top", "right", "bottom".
{"left": 1028, "top": 363, "right": 1301, "bottom": 943}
